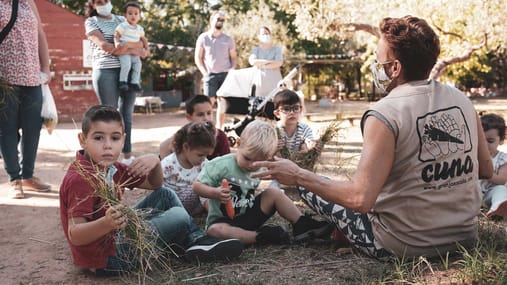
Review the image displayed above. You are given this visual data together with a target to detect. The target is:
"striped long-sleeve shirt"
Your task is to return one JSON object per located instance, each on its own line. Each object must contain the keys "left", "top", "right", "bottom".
{"left": 85, "top": 15, "right": 125, "bottom": 69}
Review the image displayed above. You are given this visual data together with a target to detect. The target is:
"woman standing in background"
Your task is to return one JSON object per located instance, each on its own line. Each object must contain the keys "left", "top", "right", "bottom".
{"left": 0, "top": 0, "right": 52, "bottom": 198}
{"left": 85, "top": 0, "right": 149, "bottom": 164}
{"left": 249, "top": 26, "right": 283, "bottom": 98}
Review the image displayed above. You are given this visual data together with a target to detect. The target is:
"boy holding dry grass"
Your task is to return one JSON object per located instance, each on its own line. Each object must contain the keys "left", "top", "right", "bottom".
{"left": 59, "top": 105, "right": 242, "bottom": 277}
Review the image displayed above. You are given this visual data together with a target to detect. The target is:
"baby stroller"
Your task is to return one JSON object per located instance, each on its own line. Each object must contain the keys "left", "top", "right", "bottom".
{"left": 222, "top": 64, "right": 302, "bottom": 146}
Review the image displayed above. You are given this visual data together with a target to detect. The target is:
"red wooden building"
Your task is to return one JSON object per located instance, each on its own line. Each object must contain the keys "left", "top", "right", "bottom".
{"left": 35, "top": 0, "right": 97, "bottom": 121}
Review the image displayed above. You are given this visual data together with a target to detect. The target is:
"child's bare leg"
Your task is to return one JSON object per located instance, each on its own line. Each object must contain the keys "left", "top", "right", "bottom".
{"left": 260, "top": 187, "right": 301, "bottom": 223}
{"left": 207, "top": 222, "right": 257, "bottom": 245}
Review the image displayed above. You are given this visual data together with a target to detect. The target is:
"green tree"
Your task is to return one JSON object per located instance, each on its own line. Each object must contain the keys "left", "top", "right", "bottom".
{"left": 275, "top": 0, "right": 507, "bottom": 83}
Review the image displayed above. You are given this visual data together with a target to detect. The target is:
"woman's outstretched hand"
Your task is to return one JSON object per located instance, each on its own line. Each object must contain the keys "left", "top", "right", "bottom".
{"left": 251, "top": 156, "right": 301, "bottom": 186}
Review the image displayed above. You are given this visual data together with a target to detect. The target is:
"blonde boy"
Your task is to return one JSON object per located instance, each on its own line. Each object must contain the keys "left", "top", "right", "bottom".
{"left": 193, "top": 120, "right": 332, "bottom": 245}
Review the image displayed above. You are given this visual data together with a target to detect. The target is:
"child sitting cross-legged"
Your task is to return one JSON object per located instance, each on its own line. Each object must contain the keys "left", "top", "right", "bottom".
{"left": 161, "top": 121, "right": 216, "bottom": 216}
{"left": 59, "top": 105, "right": 243, "bottom": 277}
{"left": 480, "top": 113, "right": 507, "bottom": 219}
{"left": 193, "top": 120, "right": 332, "bottom": 245}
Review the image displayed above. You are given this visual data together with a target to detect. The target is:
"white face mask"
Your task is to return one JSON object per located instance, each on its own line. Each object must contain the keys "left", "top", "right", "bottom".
{"left": 258, "top": 34, "right": 271, "bottom": 44}
{"left": 96, "top": 2, "right": 113, "bottom": 17}
{"left": 370, "top": 60, "right": 393, "bottom": 94}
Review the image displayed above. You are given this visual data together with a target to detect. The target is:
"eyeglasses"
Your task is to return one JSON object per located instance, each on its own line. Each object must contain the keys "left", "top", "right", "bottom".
{"left": 373, "top": 59, "right": 396, "bottom": 69}
{"left": 216, "top": 18, "right": 225, "bottom": 22}
{"left": 278, "top": 105, "right": 302, "bottom": 114}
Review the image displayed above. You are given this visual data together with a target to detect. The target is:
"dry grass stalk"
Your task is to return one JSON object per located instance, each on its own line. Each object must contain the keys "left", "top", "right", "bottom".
{"left": 278, "top": 121, "right": 342, "bottom": 172}
{"left": 72, "top": 161, "right": 173, "bottom": 283}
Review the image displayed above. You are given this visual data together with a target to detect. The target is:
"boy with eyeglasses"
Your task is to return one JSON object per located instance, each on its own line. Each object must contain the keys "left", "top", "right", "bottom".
{"left": 273, "top": 90, "right": 316, "bottom": 153}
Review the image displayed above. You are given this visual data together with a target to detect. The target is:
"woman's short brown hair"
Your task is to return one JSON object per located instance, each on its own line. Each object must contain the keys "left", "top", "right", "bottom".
{"left": 380, "top": 16, "right": 440, "bottom": 81}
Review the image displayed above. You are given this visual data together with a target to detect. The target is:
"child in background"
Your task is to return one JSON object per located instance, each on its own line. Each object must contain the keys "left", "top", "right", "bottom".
{"left": 274, "top": 89, "right": 316, "bottom": 153}
{"left": 59, "top": 105, "right": 242, "bottom": 276}
{"left": 161, "top": 121, "right": 215, "bottom": 216}
{"left": 271, "top": 89, "right": 319, "bottom": 189}
{"left": 159, "top": 95, "right": 230, "bottom": 160}
{"left": 480, "top": 113, "right": 507, "bottom": 219}
{"left": 193, "top": 120, "right": 332, "bottom": 245}
{"left": 114, "top": 1, "right": 148, "bottom": 92}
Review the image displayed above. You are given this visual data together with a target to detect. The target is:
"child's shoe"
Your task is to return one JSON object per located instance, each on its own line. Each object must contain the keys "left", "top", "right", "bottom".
{"left": 119, "top": 81, "right": 129, "bottom": 92}
{"left": 293, "top": 215, "right": 333, "bottom": 242}
{"left": 256, "top": 224, "right": 291, "bottom": 245}
{"left": 184, "top": 235, "right": 243, "bottom": 262}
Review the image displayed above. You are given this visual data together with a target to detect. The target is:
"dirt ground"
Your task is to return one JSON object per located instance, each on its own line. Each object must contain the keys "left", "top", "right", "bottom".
{"left": 0, "top": 98, "right": 505, "bottom": 285}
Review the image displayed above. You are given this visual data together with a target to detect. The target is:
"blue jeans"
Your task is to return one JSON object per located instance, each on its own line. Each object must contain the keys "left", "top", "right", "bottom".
{"left": 0, "top": 85, "right": 43, "bottom": 181}
{"left": 92, "top": 67, "right": 136, "bottom": 154}
{"left": 96, "top": 187, "right": 205, "bottom": 276}
{"left": 118, "top": 55, "right": 142, "bottom": 84}
{"left": 203, "top": 72, "right": 227, "bottom": 97}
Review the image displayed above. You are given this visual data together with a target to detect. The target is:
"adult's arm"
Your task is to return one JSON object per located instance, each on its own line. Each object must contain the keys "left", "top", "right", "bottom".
{"left": 476, "top": 113, "right": 494, "bottom": 179}
{"left": 248, "top": 46, "right": 283, "bottom": 69}
{"left": 253, "top": 116, "right": 395, "bottom": 213}
{"left": 140, "top": 35, "right": 150, "bottom": 57}
{"left": 87, "top": 30, "right": 143, "bottom": 56}
{"left": 194, "top": 36, "right": 208, "bottom": 76}
{"left": 28, "top": 0, "right": 50, "bottom": 82}
{"left": 229, "top": 47, "right": 237, "bottom": 71}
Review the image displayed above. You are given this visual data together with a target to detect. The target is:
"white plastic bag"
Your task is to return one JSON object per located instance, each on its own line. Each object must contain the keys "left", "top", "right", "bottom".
{"left": 40, "top": 80, "right": 58, "bottom": 134}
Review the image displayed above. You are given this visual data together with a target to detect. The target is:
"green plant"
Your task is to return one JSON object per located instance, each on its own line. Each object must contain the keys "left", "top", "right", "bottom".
{"left": 278, "top": 121, "right": 342, "bottom": 172}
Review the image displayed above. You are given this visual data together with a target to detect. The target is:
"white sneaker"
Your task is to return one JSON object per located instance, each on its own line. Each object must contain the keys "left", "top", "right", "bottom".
{"left": 121, "top": 156, "right": 135, "bottom": 165}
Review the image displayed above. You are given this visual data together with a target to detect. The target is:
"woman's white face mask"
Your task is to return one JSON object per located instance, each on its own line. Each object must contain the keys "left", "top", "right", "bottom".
{"left": 370, "top": 59, "right": 394, "bottom": 94}
{"left": 258, "top": 34, "right": 271, "bottom": 44}
{"left": 96, "top": 2, "right": 113, "bottom": 17}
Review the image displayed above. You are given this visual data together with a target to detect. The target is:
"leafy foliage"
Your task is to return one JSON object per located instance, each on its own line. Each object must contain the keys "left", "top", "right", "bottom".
{"left": 50, "top": 0, "right": 507, "bottom": 94}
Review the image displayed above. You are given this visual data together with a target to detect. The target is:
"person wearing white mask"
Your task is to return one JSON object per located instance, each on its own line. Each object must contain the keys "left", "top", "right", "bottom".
{"left": 248, "top": 26, "right": 283, "bottom": 98}
{"left": 84, "top": 0, "right": 149, "bottom": 165}
{"left": 252, "top": 16, "right": 493, "bottom": 260}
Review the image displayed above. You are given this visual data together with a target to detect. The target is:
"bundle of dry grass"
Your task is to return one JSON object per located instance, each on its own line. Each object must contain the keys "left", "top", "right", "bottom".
{"left": 278, "top": 121, "right": 342, "bottom": 172}
{"left": 72, "top": 161, "right": 173, "bottom": 283}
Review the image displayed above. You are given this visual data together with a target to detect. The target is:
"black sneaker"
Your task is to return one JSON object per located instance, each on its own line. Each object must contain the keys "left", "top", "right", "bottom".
{"left": 256, "top": 224, "right": 291, "bottom": 245}
{"left": 293, "top": 215, "right": 333, "bottom": 243}
{"left": 119, "top": 81, "right": 129, "bottom": 91}
{"left": 184, "top": 236, "right": 243, "bottom": 262}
